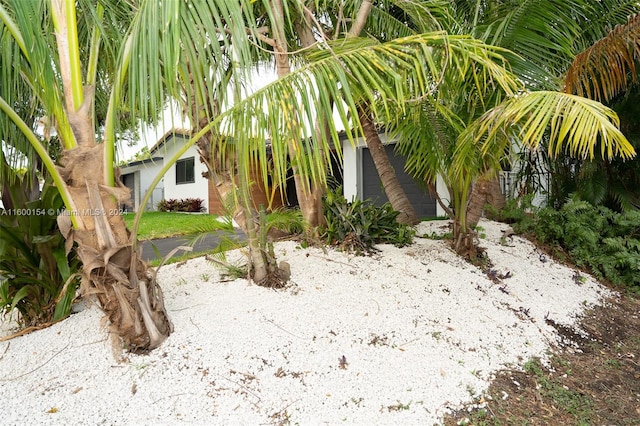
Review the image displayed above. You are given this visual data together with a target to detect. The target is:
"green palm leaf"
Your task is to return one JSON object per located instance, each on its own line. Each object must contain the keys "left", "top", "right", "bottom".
{"left": 207, "top": 32, "right": 521, "bottom": 193}
{"left": 455, "top": 91, "right": 636, "bottom": 183}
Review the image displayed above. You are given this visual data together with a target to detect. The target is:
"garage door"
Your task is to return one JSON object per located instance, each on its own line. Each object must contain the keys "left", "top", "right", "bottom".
{"left": 361, "top": 145, "right": 436, "bottom": 218}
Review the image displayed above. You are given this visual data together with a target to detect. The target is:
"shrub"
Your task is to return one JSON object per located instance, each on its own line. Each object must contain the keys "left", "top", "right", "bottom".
{"left": 508, "top": 198, "right": 640, "bottom": 290}
{"left": 0, "top": 179, "right": 80, "bottom": 326}
{"left": 321, "top": 187, "right": 415, "bottom": 254}
{"left": 157, "top": 198, "right": 205, "bottom": 212}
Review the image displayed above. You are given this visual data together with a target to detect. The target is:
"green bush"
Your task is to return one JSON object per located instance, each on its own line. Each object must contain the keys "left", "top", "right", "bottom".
{"left": 512, "top": 199, "right": 640, "bottom": 290}
{"left": 0, "top": 179, "right": 80, "bottom": 326}
{"left": 321, "top": 188, "right": 414, "bottom": 254}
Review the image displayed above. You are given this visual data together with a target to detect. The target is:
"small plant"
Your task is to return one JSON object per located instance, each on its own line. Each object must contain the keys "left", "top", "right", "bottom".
{"left": 423, "top": 230, "right": 453, "bottom": 240}
{"left": 201, "top": 207, "right": 302, "bottom": 285}
{"left": 604, "top": 358, "right": 621, "bottom": 369}
{"left": 385, "top": 400, "right": 412, "bottom": 412}
{"left": 523, "top": 358, "right": 594, "bottom": 423}
{"left": 321, "top": 187, "right": 415, "bottom": 254}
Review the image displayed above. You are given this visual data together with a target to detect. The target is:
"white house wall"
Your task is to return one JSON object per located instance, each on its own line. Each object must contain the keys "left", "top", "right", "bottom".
{"left": 342, "top": 139, "right": 359, "bottom": 202}
{"left": 138, "top": 163, "right": 164, "bottom": 211}
{"left": 158, "top": 138, "right": 209, "bottom": 213}
{"left": 434, "top": 176, "right": 450, "bottom": 218}
{"left": 120, "top": 159, "right": 164, "bottom": 212}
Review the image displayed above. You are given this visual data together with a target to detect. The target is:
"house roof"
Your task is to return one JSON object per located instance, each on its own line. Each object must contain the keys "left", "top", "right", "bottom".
{"left": 149, "top": 128, "right": 191, "bottom": 155}
{"left": 121, "top": 156, "right": 164, "bottom": 169}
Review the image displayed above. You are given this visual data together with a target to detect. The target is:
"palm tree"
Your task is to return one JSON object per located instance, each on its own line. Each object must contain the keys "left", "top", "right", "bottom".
{"left": 0, "top": 0, "right": 264, "bottom": 352}
{"left": 1, "top": 0, "right": 633, "bottom": 351}
{"left": 373, "top": 0, "right": 639, "bottom": 256}
{"left": 559, "top": 12, "right": 640, "bottom": 210}
{"left": 472, "top": 0, "right": 640, "bottom": 212}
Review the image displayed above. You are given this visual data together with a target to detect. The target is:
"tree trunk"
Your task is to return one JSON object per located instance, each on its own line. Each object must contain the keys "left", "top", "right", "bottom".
{"left": 272, "top": 0, "right": 325, "bottom": 229}
{"left": 451, "top": 174, "right": 506, "bottom": 260}
{"left": 466, "top": 175, "right": 505, "bottom": 229}
{"left": 359, "top": 109, "right": 420, "bottom": 225}
{"left": 51, "top": 2, "right": 171, "bottom": 353}
{"left": 452, "top": 218, "right": 478, "bottom": 260}
{"left": 57, "top": 142, "right": 172, "bottom": 353}
{"left": 347, "top": 1, "right": 418, "bottom": 225}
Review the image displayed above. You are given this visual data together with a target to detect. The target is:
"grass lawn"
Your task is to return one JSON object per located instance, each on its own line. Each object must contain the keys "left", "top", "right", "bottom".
{"left": 122, "top": 211, "right": 231, "bottom": 240}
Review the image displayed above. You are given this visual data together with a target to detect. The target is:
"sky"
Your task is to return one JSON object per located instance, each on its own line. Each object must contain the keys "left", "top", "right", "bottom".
{"left": 117, "top": 66, "right": 279, "bottom": 163}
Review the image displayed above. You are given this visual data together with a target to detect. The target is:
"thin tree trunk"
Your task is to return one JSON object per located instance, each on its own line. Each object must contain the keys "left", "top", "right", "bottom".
{"left": 359, "top": 109, "right": 420, "bottom": 225}
{"left": 466, "top": 175, "right": 505, "bottom": 229}
{"left": 449, "top": 178, "right": 478, "bottom": 259}
{"left": 466, "top": 179, "right": 486, "bottom": 230}
{"left": 271, "top": 0, "right": 324, "bottom": 229}
{"left": 349, "top": 1, "right": 418, "bottom": 225}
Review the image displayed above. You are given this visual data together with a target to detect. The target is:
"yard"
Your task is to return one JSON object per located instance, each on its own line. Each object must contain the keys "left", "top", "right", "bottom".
{"left": 122, "top": 211, "right": 230, "bottom": 240}
{"left": 124, "top": 211, "right": 640, "bottom": 425}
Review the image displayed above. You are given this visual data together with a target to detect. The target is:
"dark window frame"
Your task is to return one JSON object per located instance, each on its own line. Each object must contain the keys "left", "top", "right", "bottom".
{"left": 175, "top": 157, "right": 195, "bottom": 184}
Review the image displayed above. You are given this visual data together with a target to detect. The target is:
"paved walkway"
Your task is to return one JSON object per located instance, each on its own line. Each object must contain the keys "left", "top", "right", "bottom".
{"left": 140, "top": 229, "right": 245, "bottom": 262}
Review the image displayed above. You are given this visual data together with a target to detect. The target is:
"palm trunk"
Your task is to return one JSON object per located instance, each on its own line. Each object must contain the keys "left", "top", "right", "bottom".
{"left": 466, "top": 175, "right": 505, "bottom": 229}
{"left": 51, "top": 2, "right": 170, "bottom": 353}
{"left": 348, "top": 2, "right": 418, "bottom": 225}
{"left": 449, "top": 178, "right": 478, "bottom": 259}
{"left": 238, "top": 187, "right": 268, "bottom": 284}
{"left": 57, "top": 143, "right": 172, "bottom": 353}
{"left": 359, "top": 109, "right": 420, "bottom": 225}
{"left": 452, "top": 174, "right": 506, "bottom": 260}
{"left": 272, "top": 0, "right": 325, "bottom": 229}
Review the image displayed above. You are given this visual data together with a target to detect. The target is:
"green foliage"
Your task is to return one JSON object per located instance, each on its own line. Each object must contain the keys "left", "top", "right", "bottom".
{"left": 510, "top": 199, "right": 640, "bottom": 289}
{"left": 321, "top": 188, "right": 414, "bottom": 254}
{"left": 0, "top": 180, "right": 80, "bottom": 326}
{"left": 486, "top": 193, "right": 538, "bottom": 232}
{"left": 194, "top": 207, "right": 303, "bottom": 280}
{"left": 262, "top": 208, "right": 305, "bottom": 236}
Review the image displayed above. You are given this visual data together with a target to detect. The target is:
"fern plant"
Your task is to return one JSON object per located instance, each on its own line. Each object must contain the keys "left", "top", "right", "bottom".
{"left": 513, "top": 198, "right": 640, "bottom": 289}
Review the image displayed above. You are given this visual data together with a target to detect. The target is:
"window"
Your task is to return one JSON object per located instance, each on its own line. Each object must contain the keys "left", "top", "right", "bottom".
{"left": 176, "top": 157, "right": 195, "bottom": 184}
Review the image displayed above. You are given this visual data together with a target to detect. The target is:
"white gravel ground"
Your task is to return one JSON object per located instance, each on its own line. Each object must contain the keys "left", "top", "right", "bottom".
{"left": 0, "top": 219, "right": 612, "bottom": 425}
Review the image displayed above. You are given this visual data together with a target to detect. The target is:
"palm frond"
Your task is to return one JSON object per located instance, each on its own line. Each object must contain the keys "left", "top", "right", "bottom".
{"left": 120, "top": 0, "right": 259, "bottom": 129}
{"left": 0, "top": 0, "right": 72, "bottom": 148}
{"left": 564, "top": 13, "right": 640, "bottom": 102}
{"left": 391, "top": 99, "right": 461, "bottom": 184}
{"left": 477, "top": 0, "right": 581, "bottom": 88}
{"left": 570, "top": 0, "right": 640, "bottom": 53}
{"left": 455, "top": 91, "right": 636, "bottom": 183}
{"left": 207, "top": 32, "right": 522, "bottom": 195}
